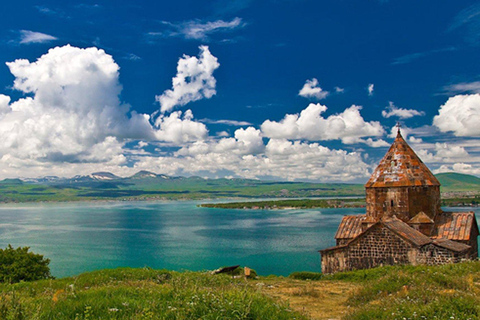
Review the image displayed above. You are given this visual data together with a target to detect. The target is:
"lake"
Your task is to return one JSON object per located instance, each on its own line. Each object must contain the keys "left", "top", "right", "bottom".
{"left": 0, "top": 201, "right": 477, "bottom": 278}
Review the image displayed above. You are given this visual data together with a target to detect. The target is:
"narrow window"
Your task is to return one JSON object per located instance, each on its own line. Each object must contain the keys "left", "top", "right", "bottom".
{"left": 391, "top": 200, "right": 394, "bottom": 207}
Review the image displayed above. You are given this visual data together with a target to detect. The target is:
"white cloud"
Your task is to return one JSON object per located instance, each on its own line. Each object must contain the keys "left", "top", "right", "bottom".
{"left": 19, "top": 30, "right": 57, "bottom": 44}
{"left": 298, "top": 78, "right": 329, "bottom": 100}
{"left": 154, "top": 110, "right": 208, "bottom": 144}
{"left": 368, "top": 83, "right": 374, "bottom": 96}
{"left": 442, "top": 81, "right": 480, "bottom": 95}
{"left": 201, "top": 119, "right": 252, "bottom": 126}
{"left": 434, "top": 143, "right": 469, "bottom": 159}
{"left": 433, "top": 94, "right": 480, "bottom": 136}
{"left": 382, "top": 101, "right": 425, "bottom": 119}
{"left": 178, "top": 127, "right": 263, "bottom": 156}
{"left": 216, "top": 131, "right": 230, "bottom": 137}
{"left": 435, "top": 163, "right": 480, "bottom": 176}
{"left": 261, "top": 103, "right": 384, "bottom": 144}
{"left": 0, "top": 45, "right": 155, "bottom": 167}
{"left": 409, "top": 136, "right": 423, "bottom": 143}
{"left": 360, "top": 138, "right": 389, "bottom": 148}
{"left": 159, "top": 17, "right": 245, "bottom": 41}
{"left": 135, "top": 138, "right": 370, "bottom": 182}
{"left": 156, "top": 46, "right": 219, "bottom": 113}
{"left": 334, "top": 86, "right": 345, "bottom": 93}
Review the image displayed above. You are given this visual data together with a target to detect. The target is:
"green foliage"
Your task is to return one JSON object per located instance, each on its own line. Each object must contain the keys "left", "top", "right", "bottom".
{"left": 289, "top": 271, "right": 324, "bottom": 280}
{"left": 0, "top": 268, "right": 307, "bottom": 320}
{"left": 0, "top": 245, "right": 51, "bottom": 283}
{"left": 342, "top": 261, "right": 480, "bottom": 320}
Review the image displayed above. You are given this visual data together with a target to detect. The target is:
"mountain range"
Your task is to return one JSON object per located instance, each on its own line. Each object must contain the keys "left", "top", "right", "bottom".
{"left": 0, "top": 171, "right": 477, "bottom": 203}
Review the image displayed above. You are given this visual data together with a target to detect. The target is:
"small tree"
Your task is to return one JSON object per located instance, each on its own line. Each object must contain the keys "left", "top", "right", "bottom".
{"left": 0, "top": 245, "right": 52, "bottom": 283}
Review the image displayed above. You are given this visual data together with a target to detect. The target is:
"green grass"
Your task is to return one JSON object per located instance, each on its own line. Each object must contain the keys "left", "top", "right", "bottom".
{"left": 292, "top": 262, "right": 480, "bottom": 320}
{"left": 0, "top": 268, "right": 306, "bottom": 320}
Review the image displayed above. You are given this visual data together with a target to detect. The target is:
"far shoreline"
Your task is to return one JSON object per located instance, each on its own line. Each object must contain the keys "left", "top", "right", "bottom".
{"left": 0, "top": 194, "right": 477, "bottom": 209}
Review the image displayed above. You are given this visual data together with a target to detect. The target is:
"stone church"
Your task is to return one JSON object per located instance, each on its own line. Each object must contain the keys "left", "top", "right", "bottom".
{"left": 320, "top": 129, "right": 479, "bottom": 274}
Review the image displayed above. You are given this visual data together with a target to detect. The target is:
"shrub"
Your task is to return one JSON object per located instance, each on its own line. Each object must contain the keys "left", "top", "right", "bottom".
{"left": 0, "top": 245, "right": 52, "bottom": 283}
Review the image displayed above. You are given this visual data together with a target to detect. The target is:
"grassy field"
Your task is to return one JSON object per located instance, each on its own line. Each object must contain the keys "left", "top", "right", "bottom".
{"left": 2, "top": 262, "right": 480, "bottom": 319}
{"left": 0, "top": 268, "right": 306, "bottom": 320}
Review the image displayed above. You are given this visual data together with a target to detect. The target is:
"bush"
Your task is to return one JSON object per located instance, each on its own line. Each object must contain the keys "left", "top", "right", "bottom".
{"left": 0, "top": 245, "right": 52, "bottom": 283}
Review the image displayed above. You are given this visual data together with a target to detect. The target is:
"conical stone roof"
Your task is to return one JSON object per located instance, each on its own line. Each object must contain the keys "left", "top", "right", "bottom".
{"left": 365, "top": 130, "right": 440, "bottom": 188}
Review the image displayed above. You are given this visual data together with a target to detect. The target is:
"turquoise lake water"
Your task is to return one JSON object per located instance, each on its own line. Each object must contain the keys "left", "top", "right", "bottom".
{"left": 0, "top": 201, "right": 477, "bottom": 278}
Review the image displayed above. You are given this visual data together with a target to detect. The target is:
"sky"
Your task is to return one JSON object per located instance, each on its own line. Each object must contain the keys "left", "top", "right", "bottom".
{"left": 0, "top": 0, "right": 479, "bottom": 182}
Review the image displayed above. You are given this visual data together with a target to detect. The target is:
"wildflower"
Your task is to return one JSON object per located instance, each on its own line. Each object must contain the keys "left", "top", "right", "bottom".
{"left": 109, "top": 308, "right": 119, "bottom": 312}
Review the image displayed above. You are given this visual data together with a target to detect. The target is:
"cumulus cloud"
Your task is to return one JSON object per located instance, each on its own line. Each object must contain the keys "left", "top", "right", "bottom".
{"left": 135, "top": 138, "right": 370, "bottom": 182}
{"left": 368, "top": 83, "right": 374, "bottom": 96}
{"left": 261, "top": 103, "right": 385, "bottom": 144}
{"left": 434, "top": 143, "right": 469, "bottom": 159}
{"left": 0, "top": 44, "right": 379, "bottom": 182}
{"left": 433, "top": 94, "right": 480, "bottom": 136}
{"left": 0, "top": 45, "right": 155, "bottom": 167}
{"left": 154, "top": 110, "right": 208, "bottom": 144}
{"left": 382, "top": 101, "right": 425, "bottom": 119}
{"left": 334, "top": 86, "right": 345, "bottom": 93}
{"left": 298, "top": 78, "right": 329, "bottom": 100}
{"left": 156, "top": 46, "right": 219, "bottom": 113}
{"left": 435, "top": 163, "right": 480, "bottom": 175}
{"left": 361, "top": 138, "right": 389, "bottom": 148}
{"left": 178, "top": 127, "right": 264, "bottom": 156}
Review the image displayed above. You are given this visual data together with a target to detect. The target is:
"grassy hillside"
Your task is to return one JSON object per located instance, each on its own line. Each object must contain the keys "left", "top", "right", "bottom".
{"left": 0, "top": 268, "right": 305, "bottom": 320}
{"left": 2, "top": 262, "right": 480, "bottom": 319}
{"left": 0, "top": 176, "right": 365, "bottom": 203}
{"left": 437, "top": 172, "right": 480, "bottom": 192}
{"left": 290, "top": 261, "right": 480, "bottom": 319}
{"left": 0, "top": 171, "right": 477, "bottom": 203}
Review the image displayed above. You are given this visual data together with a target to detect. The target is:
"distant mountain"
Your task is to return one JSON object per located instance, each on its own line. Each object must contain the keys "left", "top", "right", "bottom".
{"left": 436, "top": 172, "right": 480, "bottom": 191}
{"left": 0, "top": 178, "right": 23, "bottom": 185}
{"left": 130, "top": 171, "right": 161, "bottom": 179}
{"left": 90, "top": 172, "right": 120, "bottom": 180}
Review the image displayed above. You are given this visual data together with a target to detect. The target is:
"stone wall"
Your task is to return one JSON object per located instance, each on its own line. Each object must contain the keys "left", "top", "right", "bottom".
{"left": 321, "top": 224, "right": 473, "bottom": 274}
{"left": 365, "top": 186, "right": 440, "bottom": 222}
{"left": 322, "top": 224, "right": 414, "bottom": 273}
{"left": 419, "top": 244, "right": 466, "bottom": 265}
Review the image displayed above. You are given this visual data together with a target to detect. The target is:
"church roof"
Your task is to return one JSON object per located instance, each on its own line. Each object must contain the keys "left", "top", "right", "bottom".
{"left": 433, "top": 211, "right": 478, "bottom": 241}
{"left": 432, "top": 238, "right": 471, "bottom": 253}
{"left": 334, "top": 214, "right": 365, "bottom": 239}
{"left": 408, "top": 212, "right": 434, "bottom": 224}
{"left": 383, "top": 217, "right": 433, "bottom": 246}
{"left": 365, "top": 130, "right": 440, "bottom": 188}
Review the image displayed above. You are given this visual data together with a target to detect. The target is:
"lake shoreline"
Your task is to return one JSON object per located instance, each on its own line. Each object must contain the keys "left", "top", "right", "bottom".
{"left": 0, "top": 194, "right": 477, "bottom": 208}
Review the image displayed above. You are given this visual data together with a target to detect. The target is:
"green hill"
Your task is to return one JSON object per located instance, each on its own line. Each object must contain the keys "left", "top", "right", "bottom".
{"left": 1, "top": 262, "right": 480, "bottom": 319}
{"left": 436, "top": 172, "right": 480, "bottom": 191}
{"left": 0, "top": 268, "right": 305, "bottom": 320}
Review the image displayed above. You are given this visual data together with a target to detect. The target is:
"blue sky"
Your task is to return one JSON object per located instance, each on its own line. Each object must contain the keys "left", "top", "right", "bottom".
{"left": 0, "top": 0, "right": 479, "bottom": 182}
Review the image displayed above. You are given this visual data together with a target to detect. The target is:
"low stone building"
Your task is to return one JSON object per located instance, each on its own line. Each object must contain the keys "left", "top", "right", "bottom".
{"left": 320, "top": 129, "right": 479, "bottom": 274}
